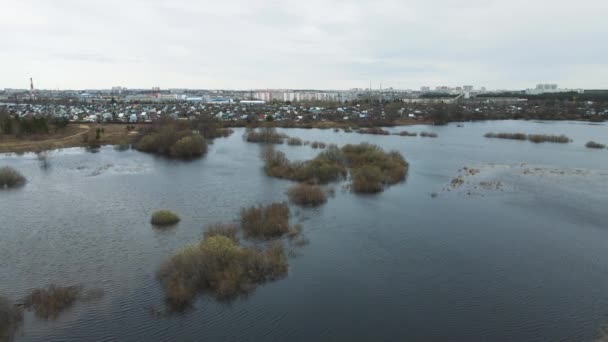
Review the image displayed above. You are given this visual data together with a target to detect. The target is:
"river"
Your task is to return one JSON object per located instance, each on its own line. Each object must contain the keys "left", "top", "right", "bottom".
{"left": 1, "top": 120, "right": 608, "bottom": 341}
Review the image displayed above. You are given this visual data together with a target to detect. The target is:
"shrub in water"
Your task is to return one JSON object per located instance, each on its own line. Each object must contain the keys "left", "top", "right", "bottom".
{"left": 586, "top": 141, "right": 606, "bottom": 149}
{"left": 204, "top": 223, "right": 239, "bottom": 242}
{"left": 170, "top": 134, "right": 207, "bottom": 159}
{"left": 484, "top": 132, "right": 527, "bottom": 140}
{"left": 358, "top": 127, "right": 390, "bottom": 135}
{"left": 527, "top": 134, "right": 570, "bottom": 143}
{"left": 420, "top": 132, "right": 438, "bottom": 138}
{"left": 287, "top": 183, "right": 327, "bottom": 206}
{"left": 23, "top": 285, "right": 82, "bottom": 319}
{"left": 397, "top": 131, "right": 417, "bottom": 137}
{"left": 287, "top": 137, "right": 303, "bottom": 146}
{"left": 240, "top": 202, "right": 292, "bottom": 239}
{"left": 351, "top": 165, "right": 384, "bottom": 193}
{"left": 245, "top": 127, "right": 287, "bottom": 144}
{"left": 0, "top": 166, "right": 26, "bottom": 189}
{"left": 151, "top": 210, "right": 181, "bottom": 226}
{"left": 157, "top": 236, "right": 288, "bottom": 308}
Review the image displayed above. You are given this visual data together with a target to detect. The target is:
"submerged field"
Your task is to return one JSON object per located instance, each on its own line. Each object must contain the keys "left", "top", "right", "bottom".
{"left": 1, "top": 120, "right": 608, "bottom": 341}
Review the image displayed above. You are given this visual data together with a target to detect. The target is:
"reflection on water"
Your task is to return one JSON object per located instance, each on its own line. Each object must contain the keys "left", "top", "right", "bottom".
{"left": 1, "top": 120, "right": 608, "bottom": 341}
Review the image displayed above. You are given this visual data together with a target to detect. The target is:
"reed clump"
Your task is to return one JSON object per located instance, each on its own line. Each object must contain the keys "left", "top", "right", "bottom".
{"left": 310, "top": 141, "right": 327, "bottom": 149}
{"left": 527, "top": 134, "right": 570, "bottom": 143}
{"left": 484, "top": 132, "right": 527, "bottom": 140}
{"left": 203, "top": 223, "right": 239, "bottom": 242}
{"left": 397, "top": 131, "right": 417, "bottom": 137}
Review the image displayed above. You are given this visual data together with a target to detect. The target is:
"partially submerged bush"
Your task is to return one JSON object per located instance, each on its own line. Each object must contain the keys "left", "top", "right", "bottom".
{"left": 287, "top": 183, "right": 327, "bottom": 206}
{"left": 527, "top": 134, "right": 570, "bottom": 143}
{"left": 420, "top": 132, "right": 438, "bottom": 138}
{"left": 484, "top": 132, "right": 527, "bottom": 140}
{"left": 287, "top": 137, "right": 303, "bottom": 146}
{"left": 397, "top": 131, "right": 417, "bottom": 137}
{"left": 23, "top": 285, "right": 82, "bottom": 319}
{"left": 485, "top": 132, "right": 570, "bottom": 144}
{"left": 358, "top": 127, "right": 390, "bottom": 135}
{"left": 351, "top": 165, "right": 384, "bottom": 193}
{"left": 586, "top": 141, "right": 606, "bottom": 149}
{"left": 263, "top": 143, "right": 408, "bottom": 193}
{"left": 0, "top": 166, "right": 26, "bottom": 189}
{"left": 0, "top": 296, "right": 23, "bottom": 342}
{"left": 157, "top": 236, "right": 288, "bottom": 307}
{"left": 245, "top": 127, "right": 287, "bottom": 144}
{"left": 204, "top": 223, "right": 239, "bottom": 242}
{"left": 262, "top": 146, "right": 347, "bottom": 184}
{"left": 342, "top": 144, "right": 408, "bottom": 193}
{"left": 310, "top": 141, "right": 327, "bottom": 149}
{"left": 240, "top": 202, "right": 292, "bottom": 239}
{"left": 151, "top": 210, "right": 181, "bottom": 226}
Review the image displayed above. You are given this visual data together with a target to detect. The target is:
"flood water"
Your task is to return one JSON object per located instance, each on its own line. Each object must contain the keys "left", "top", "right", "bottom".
{"left": 1, "top": 120, "right": 608, "bottom": 341}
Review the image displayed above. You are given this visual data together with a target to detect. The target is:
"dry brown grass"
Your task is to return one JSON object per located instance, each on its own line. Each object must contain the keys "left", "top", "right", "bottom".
{"left": 287, "top": 183, "right": 327, "bottom": 206}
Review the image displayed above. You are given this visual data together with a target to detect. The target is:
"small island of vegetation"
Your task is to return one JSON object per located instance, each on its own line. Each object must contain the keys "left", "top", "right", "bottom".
{"left": 585, "top": 141, "right": 606, "bottom": 149}
{"left": 157, "top": 235, "right": 288, "bottom": 308}
{"left": 151, "top": 210, "right": 181, "bottom": 226}
{"left": 485, "top": 132, "right": 571, "bottom": 144}
{"left": 262, "top": 143, "right": 408, "bottom": 194}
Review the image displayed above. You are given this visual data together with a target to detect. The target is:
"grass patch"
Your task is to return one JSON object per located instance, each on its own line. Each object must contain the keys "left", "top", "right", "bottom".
{"left": 358, "top": 127, "right": 390, "bottom": 135}
{"left": 586, "top": 141, "right": 606, "bottom": 149}
{"left": 151, "top": 210, "right": 181, "bottom": 226}
{"left": 240, "top": 202, "right": 294, "bottom": 239}
{"left": 286, "top": 137, "right": 303, "bottom": 146}
{"left": 0, "top": 166, "right": 26, "bottom": 189}
{"left": 420, "top": 132, "right": 438, "bottom": 138}
{"left": 22, "top": 285, "right": 82, "bottom": 319}
{"left": 0, "top": 295, "right": 23, "bottom": 342}
{"left": 157, "top": 236, "right": 288, "bottom": 308}
{"left": 287, "top": 183, "right": 327, "bottom": 206}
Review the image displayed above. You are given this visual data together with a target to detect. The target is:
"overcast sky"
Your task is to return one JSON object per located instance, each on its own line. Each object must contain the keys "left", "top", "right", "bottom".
{"left": 1, "top": 0, "right": 607, "bottom": 90}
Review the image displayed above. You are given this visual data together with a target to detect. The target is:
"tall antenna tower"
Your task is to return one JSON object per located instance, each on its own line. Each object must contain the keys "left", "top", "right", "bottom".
{"left": 30, "top": 77, "right": 35, "bottom": 100}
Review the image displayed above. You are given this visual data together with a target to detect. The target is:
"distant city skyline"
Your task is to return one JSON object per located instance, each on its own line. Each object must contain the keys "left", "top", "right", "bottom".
{"left": 2, "top": 0, "right": 607, "bottom": 90}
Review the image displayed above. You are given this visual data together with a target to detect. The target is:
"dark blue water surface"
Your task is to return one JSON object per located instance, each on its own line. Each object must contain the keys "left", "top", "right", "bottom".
{"left": 1, "top": 120, "right": 608, "bottom": 341}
